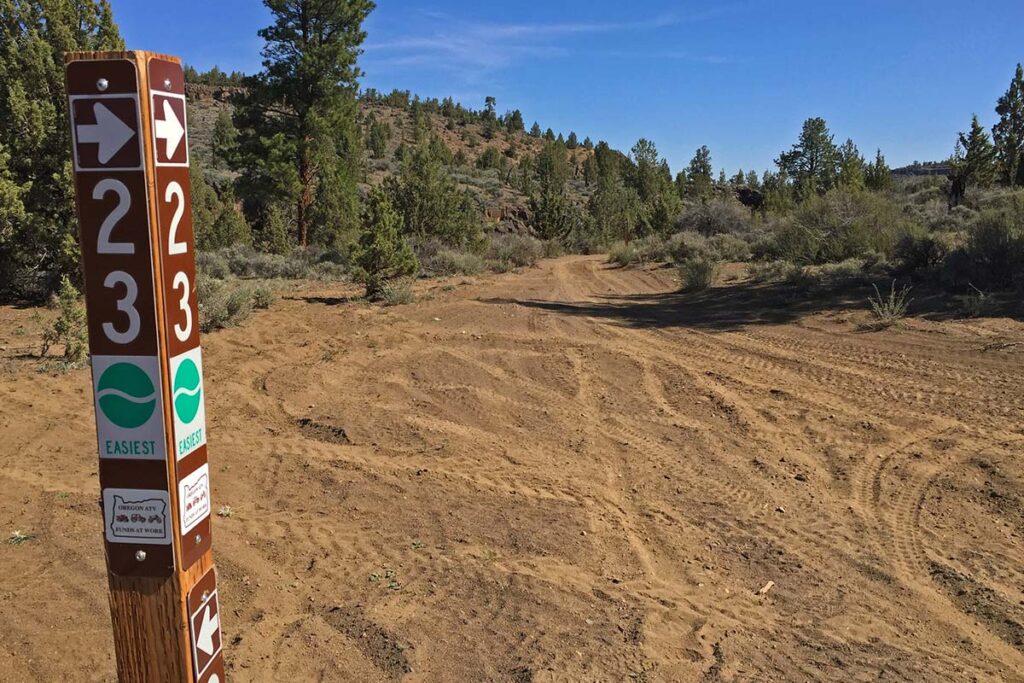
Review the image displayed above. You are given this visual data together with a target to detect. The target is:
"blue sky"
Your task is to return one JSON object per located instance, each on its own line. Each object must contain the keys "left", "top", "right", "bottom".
{"left": 111, "top": 0, "right": 1024, "bottom": 174}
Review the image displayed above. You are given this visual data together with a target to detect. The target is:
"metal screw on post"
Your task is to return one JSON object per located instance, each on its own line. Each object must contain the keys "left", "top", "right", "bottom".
{"left": 195, "top": 534, "right": 202, "bottom": 545}
{"left": 134, "top": 550, "right": 147, "bottom": 562}
{"left": 164, "top": 78, "right": 172, "bottom": 89}
{"left": 96, "top": 78, "right": 109, "bottom": 92}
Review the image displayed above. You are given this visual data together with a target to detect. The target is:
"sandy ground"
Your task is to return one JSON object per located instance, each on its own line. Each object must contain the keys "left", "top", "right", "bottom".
{"left": 1, "top": 255, "right": 1023, "bottom": 682}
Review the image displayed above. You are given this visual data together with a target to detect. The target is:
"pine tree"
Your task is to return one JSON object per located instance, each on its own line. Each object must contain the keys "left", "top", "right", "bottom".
{"left": 352, "top": 187, "right": 417, "bottom": 298}
{"left": 776, "top": 117, "right": 838, "bottom": 200}
{"left": 993, "top": 63, "right": 1024, "bottom": 187}
{"left": 865, "top": 149, "right": 893, "bottom": 191}
{"left": 566, "top": 132, "right": 579, "bottom": 149}
{"left": 233, "top": 0, "right": 374, "bottom": 248}
{"left": 0, "top": 0, "right": 123, "bottom": 298}
{"left": 530, "top": 122, "right": 542, "bottom": 137}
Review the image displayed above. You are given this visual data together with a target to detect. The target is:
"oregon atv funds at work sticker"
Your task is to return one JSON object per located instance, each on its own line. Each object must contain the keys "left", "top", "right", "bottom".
{"left": 179, "top": 463, "right": 211, "bottom": 534}
{"left": 91, "top": 355, "right": 165, "bottom": 459}
{"left": 171, "top": 347, "right": 206, "bottom": 460}
{"left": 102, "top": 488, "right": 171, "bottom": 544}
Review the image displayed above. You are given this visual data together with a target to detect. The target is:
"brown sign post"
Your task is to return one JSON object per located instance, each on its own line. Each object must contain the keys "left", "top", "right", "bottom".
{"left": 65, "top": 51, "right": 225, "bottom": 682}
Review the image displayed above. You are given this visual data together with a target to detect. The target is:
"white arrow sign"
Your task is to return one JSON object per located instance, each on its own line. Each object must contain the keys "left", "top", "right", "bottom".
{"left": 196, "top": 604, "right": 219, "bottom": 656}
{"left": 76, "top": 103, "right": 136, "bottom": 164}
{"left": 154, "top": 99, "right": 185, "bottom": 159}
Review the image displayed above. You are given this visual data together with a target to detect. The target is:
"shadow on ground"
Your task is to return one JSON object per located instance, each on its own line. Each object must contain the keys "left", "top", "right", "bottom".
{"left": 480, "top": 277, "right": 1023, "bottom": 332}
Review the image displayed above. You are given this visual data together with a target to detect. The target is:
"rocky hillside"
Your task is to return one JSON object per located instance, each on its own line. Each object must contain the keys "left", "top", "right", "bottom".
{"left": 185, "top": 84, "right": 596, "bottom": 236}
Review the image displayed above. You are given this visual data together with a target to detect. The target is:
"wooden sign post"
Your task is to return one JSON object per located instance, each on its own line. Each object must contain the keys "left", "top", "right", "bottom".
{"left": 65, "top": 50, "right": 225, "bottom": 683}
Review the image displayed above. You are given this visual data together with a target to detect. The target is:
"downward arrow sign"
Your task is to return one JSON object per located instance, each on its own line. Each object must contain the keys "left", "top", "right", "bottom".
{"left": 154, "top": 99, "right": 185, "bottom": 159}
{"left": 76, "top": 103, "right": 136, "bottom": 164}
{"left": 196, "top": 605, "right": 219, "bottom": 656}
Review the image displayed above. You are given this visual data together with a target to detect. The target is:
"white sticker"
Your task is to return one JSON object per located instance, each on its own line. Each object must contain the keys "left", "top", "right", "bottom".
{"left": 103, "top": 488, "right": 171, "bottom": 545}
{"left": 179, "top": 463, "right": 211, "bottom": 534}
{"left": 91, "top": 355, "right": 166, "bottom": 460}
{"left": 170, "top": 347, "right": 207, "bottom": 460}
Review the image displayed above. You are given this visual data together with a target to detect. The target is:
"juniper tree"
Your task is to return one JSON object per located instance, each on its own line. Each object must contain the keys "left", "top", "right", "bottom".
{"left": 836, "top": 138, "right": 866, "bottom": 190}
{"left": 948, "top": 116, "right": 997, "bottom": 206}
{"left": 233, "top": 0, "right": 374, "bottom": 249}
{"left": 994, "top": 64, "right": 1024, "bottom": 187}
{"left": 353, "top": 187, "right": 417, "bottom": 298}
{"left": 211, "top": 108, "right": 238, "bottom": 168}
{"left": 0, "top": 0, "right": 123, "bottom": 298}
{"left": 865, "top": 149, "right": 893, "bottom": 191}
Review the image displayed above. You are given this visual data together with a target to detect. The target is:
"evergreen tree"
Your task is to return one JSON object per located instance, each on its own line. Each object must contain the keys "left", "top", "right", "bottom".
{"left": 583, "top": 137, "right": 594, "bottom": 150}
{"left": 994, "top": 63, "right": 1024, "bottom": 187}
{"left": 352, "top": 187, "right": 417, "bottom": 298}
{"left": 233, "top": 0, "right": 374, "bottom": 248}
{"left": 385, "top": 139, "right": 481, "bottom": 247}
{"left": 686, "top": 146, "right": 714, "bottom": 202}
{"left": 365, "top": 114, "right": 391, "bottom": 159}
{"left": 776, "top": 117, "right": 838, "bottom": 199}
{"left": 836, "top": 138, "right": 866, "bottom": 190}
{"left": 505, "top": 109, "right": 525, "bottom": 133}
{"left": 544, "top": 128, "right": 556, "bottom": 141}
{"left": 948, "top": 114, "right": 997, "bottom": 206}
{"left": 211, "top": 108, "right": 238, "bottom": 168}
{"left": 530, "top": 140, "right": 578, "bottom": 240}
{"left": 0, "top": 0, "right": 123, "bottom": 298}
{"left": 566, "top": 132, "right": 579, "bottom": 149}
{"left": 865, "top": 149, "right": 893, "bottom": 191}
{"left": 530, "top": 122, "right": 542, "bottom": 137}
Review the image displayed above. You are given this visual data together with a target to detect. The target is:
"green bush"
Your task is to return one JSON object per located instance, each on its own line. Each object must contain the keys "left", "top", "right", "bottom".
{"left": 380, "top": 278, "right": 415, "bottom": 306}
{"left": 607, "top": 241, "right": 638, "bottom": 267}
{"left": 895, "top": 231, "right": 951, "bottom": 274}
{"left": 667, "top": 232, "right": 710, "bottom": 262}
{"left": 868, "top": 281, "right": 913, "bottom": 329}
{"left": 486, "top": 234, "right": 543, "bottom": 269}
{"left": 40, "top": 276, "right": 88, "bottom": 367}
{"left": 679, "top": 256, "right": 720, "bottom": 291}
{"left": 421, "top": 248, "right": 485, "bottom": 276}
{"left": 252, "top": 285, "right": 276, "bottom": 310}
{"left": 707, "top": 234, "right": 752, "bottom": 262}
{"left": 197, "top": 275, "right": 253, "bottom": 332}
{"left": 677, "top": 198, "right": 752, "bottom": 235}
{"left": 632, "top": 234, "right": 670, "bottom": 263}
{"left": 960, "top": 206, "right": 1024, "bottom": 289}
{"left": 749, "top": 260, "right": 799, "bottom": 283}
{"left": 773, "top": 188, "right": 917, "bottom": 264}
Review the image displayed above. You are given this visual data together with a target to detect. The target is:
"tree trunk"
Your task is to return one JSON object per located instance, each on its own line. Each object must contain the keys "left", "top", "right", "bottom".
{"left": 297, "top": 153, "right": 313, "bottom": 247}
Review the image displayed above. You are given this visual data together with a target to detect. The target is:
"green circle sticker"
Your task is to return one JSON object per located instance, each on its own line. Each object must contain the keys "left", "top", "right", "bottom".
{"left": 173, "top": 358, "right": 202, "bottom": 424}
{"left": 97, "top": 363, "right": 157, "bottom": 429}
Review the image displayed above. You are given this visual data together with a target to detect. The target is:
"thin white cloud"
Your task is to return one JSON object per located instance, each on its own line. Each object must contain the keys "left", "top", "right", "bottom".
{"left": 362, "top": 8, "right": 739, "bottom": 86}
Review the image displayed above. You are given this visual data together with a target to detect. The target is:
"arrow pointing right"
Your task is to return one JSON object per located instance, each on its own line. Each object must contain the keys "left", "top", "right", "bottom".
{"left": 76, "top": 103, "right": 136, "bottom": 164}
{"left": 196, "top": 605, "right": 219, "bottom": 656}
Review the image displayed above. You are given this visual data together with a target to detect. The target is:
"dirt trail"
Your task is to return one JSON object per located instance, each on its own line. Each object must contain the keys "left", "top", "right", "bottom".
{"left": 2, "top": 255, "right": 1024, "bottom": 682}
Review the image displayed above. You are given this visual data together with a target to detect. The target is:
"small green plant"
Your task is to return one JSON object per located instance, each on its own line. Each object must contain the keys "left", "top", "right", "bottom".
{"left": 679, "top": 256, "right": 720, "bottom": 292}
{"left": 8, "top": 530, "right": 35, "bottom": 545}
{"left": 607, "top": 241, "right": 638, "bottom": 267}
{"left": 868, "top": 280, "right": 913, "bottom": 329}
{"left": 217, "top": 505, "right": 234, "bottom": 518}
{"left": 380, "top": 278, "right": 415, "bottom": 306}
{"left": 252, "top": 285, "right": 276, "bottom": 310}
{"left": 40, "top": 276, "right": 88, "bottom": 367}
{"left": 369, "top": 567, "right": 401, "bottom": 591}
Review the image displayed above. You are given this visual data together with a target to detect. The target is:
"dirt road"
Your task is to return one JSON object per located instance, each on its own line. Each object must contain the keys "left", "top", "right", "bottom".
{"left": 2, "top": 255, "right": 1023, "bottom": 681}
